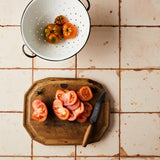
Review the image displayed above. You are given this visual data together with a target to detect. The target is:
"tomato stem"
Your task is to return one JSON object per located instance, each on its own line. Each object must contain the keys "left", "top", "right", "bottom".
{"left": 50, "top": 30, "right": 56, "bottom": 33}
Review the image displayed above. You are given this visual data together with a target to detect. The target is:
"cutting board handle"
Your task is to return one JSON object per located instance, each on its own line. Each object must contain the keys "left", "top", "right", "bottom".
{"left": 82, "top": 123, "right": 93, "bottom": 147}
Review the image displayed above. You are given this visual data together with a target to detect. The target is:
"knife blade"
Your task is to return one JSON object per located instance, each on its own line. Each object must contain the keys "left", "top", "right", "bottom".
{"left": 82, "top": 91, "right": 106, "bottom": 147}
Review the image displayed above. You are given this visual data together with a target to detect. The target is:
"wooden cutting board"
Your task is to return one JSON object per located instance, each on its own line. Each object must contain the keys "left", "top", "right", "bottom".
{"left": 24, "top": 78, "right": 110, "bottom": 145}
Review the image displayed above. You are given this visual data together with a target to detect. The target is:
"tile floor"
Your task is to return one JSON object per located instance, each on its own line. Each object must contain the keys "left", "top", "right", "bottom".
{"left": 0, "top": 0, "right": 160, "bottom": 160}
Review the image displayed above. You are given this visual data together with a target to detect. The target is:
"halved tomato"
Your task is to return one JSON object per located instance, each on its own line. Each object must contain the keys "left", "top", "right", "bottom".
{"left": 77, "top": 86, "right": 93, "bottom": 101}
{"left": 32, "top": 99, "right": 48, "bottom": 122}
{"left": 52, "top": 99, "right": 70, "bottom": 120}
{"left": 83, "top": 102, "right": 93, "bottom": 117}
{"left": 66, "top": 98, "right": 81, "bottom": 111}
{"left": 62, "top": 22, "right": 77, "bottom": 39}
{"left": 77, "top": 115, "right": 87, "bottom": 123}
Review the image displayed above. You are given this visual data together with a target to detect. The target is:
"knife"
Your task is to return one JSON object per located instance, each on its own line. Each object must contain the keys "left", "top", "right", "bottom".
{"left": 82, "top": 91, "right": 106, "bottom": 147}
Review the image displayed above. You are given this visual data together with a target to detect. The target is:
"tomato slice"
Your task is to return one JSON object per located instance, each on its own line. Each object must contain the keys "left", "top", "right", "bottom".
{"left": 68, "top": 112, "right": 77, "bottom": 121}
{"left": 55, "top": 89, "right": 65, "bottom": 101}
{"left": 77, "top": 86, "right": 93, "bottom": 101}
{"left": 66, "top": 98, "right": 81, "bottom": 111}
{"left": 32, "top": 99, "right": 48, "bottom": 122}
{"left": 52, "top": 99, "right": 70, "bottom": 120}
{"left": 74, "top": 102, "right": 85, "bottom": 117}
{"left": 63, "top": 90, "right": 77, "bottom": 106}
{"left": 68, "top": 102, "right": 84, "bottom": 121}
{"left": 77, "top": 115, "right": 87, "bottom": 123}
{"left": 83, "top": 102, "right": 93, "bottom": 117}
{"left": 55, "top": 89, "right": 77, "bottom": 106}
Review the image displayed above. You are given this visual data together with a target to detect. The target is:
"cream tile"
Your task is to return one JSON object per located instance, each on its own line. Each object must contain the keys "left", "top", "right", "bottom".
{"left": 0, "top": 0, "right": 30, "bottom": 25}
{"left": 34, "top": 70, "right": 75, "bottom": 81}
{"left": 121, "top": 28, "right": 160, "bottom": 68}
{"left": 0, "top": 27, "right": 32, "bottom": 68}
{"left": 33, "top": 141, "right": 75, "bottom": 156}
{"left": 121, "top": 70, "right": 160, "bottom": 112}
{"left": 33, "top": 158, "right": 74, "bottom": 160}
{"left": 121, "top": 158, "right": 160, "bottom": 160}
{"left": 77, "top": 158, "right": 119, "bottom": 160}
{"left": 0, "top": 113, "right": 31, "bottom": 156}
{"left": 77, "top": 27, "right": 119, "bottom": 68}
{"left": 121, "top": 0, "right": 160, "bottom": 25}
{"left": 34, "top": 56, "right": 75, "bottom": 69}
{"left": 77, "top": 70, "right": 119, "bottom": 112}
{"left": 0, "top": 158, "right": 31, "bottom": 160}
{"left": 80, "top": 0, "right": 119, "bottom": 25}
{"left": 0, "top": 69, "right": 32, "bottom": 111}
{"left": 77, "top": 114, "right": 119, "bottom": 156}
{"left": 121, "top": 114, "right": 160, "bottom": 156}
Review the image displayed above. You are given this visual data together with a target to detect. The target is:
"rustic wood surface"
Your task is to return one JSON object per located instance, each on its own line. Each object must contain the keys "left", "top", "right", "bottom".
{"left": 24, "top": 78, "right": 110, "bottom": 145}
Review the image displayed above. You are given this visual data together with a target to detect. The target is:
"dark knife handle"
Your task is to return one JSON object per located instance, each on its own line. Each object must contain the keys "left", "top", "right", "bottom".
{"left": 82, "top": 123, "right": 93, "bottom": 147}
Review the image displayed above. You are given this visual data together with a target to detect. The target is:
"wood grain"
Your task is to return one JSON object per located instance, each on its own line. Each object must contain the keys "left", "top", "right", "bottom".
{"left": 23, "top": 78, "right": 110, "bottom": 145}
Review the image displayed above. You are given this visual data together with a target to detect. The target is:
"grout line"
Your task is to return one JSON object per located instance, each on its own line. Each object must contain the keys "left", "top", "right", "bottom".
{"left": 120, "top": 156, "right": 160, "bottom": 158}
{"left": 0, "top": 156, "right": 32, "bottom": 158}
{"left": 91, "top": 25, "right": 160, "bottom": 27}
{"left": 120, "top": 68, "right": 160, "bottom": 70}
{"left": 31, "top": 57, "right": 34, "bottom": 160}
{"left": 75, "top": 55, "right": 78, "bottom": 78}
{"left": 0, "top": 111, "right": 159, "bottom": 114}
{"left": 0, "top": 67, "right": 160, "bottom": 70}
{"left": 75, "top": 54, "right": 77, "bottom": 160}
{"left": 31, "top": 140, "right": 33, "bottom": 160}
{"left": 74, "top": 155, "right": 160, "bottom": 157}
{"left": 120, "top": 112, "right": 160, "bottom": 114}
{"left": 121, "top": 25, "right": 160, "bottom": 27}
{"left": 32, "top": 58, "right": 34, "bottom": 83}
{"left": 91, "top": 25, "right": 120, "bottom": 27}
{"left": 75, "top": 145, "right": 77, "bottom": 160}
{"left": 0, "top": 24, "right": 160, "bottom": 28}
{"left": 0, "top": 68, "right": 33, "bottom": 70}
{"left": 119, "top": 0, "right": 122, "bottom": 158}
{"left": 1, "top": 67, "right": 160, "bottom": 70}
{"left": 0, "top": 155, "right": 159, "bottom": 158}
{"left": 0, "top": 25, "right": 20, "bottom": 27}
{"left": 0, "top": 111, "right": 23, "bottom": 113}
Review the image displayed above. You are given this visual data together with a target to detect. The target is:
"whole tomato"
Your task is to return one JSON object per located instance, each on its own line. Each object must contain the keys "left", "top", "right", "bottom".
{"left": 55, "top": 15, "right": 66, "bottom": 26}
{"left": 44, "top": 24, "right": 61, "bottom": 44}
{"left": 62, "top": 22, "right": 77, "bottom": 39}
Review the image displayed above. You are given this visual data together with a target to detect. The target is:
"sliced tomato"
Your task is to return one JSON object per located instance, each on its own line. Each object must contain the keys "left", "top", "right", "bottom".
{"left": 52, "top": 99, "right": 70, "bottom": 120}
{"left": 77, "top": 115, "right": 87, "bottom": 123}
{"left": 32, "top": 99, "right": 48, "bottom": 122}
{"left": 74, "top": 102, "right": 85, "bottom": 117}
{"left": 83, "top": 102, "right": 93, "bottom": 117}
{"left": 77, "top": 86, "right": 93, "bottom": 101}
{"left": 63, "top": 90, "right": 77, "bottom": 106}
{"left": 68, "top": 102, "right": 84, "bottom": 121}
{"left": 68, "top": 112, "right": 77, "bottom": 121}
{"left": 66, "top": 98, "right": 81, "bottom": 111}
{"left": 55, "top": 89, "right": 65, "bottom": 101}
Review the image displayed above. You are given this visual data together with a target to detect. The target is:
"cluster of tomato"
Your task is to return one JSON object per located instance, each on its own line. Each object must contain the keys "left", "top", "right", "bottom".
{"left": 44, "top": 15, "right": 77, "bottom": 44}
{"left": 53, "top": 86, "right": 93, "bottom": 123}
{"left": 32, "top": 86, "right": 93, "bottom": 123}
